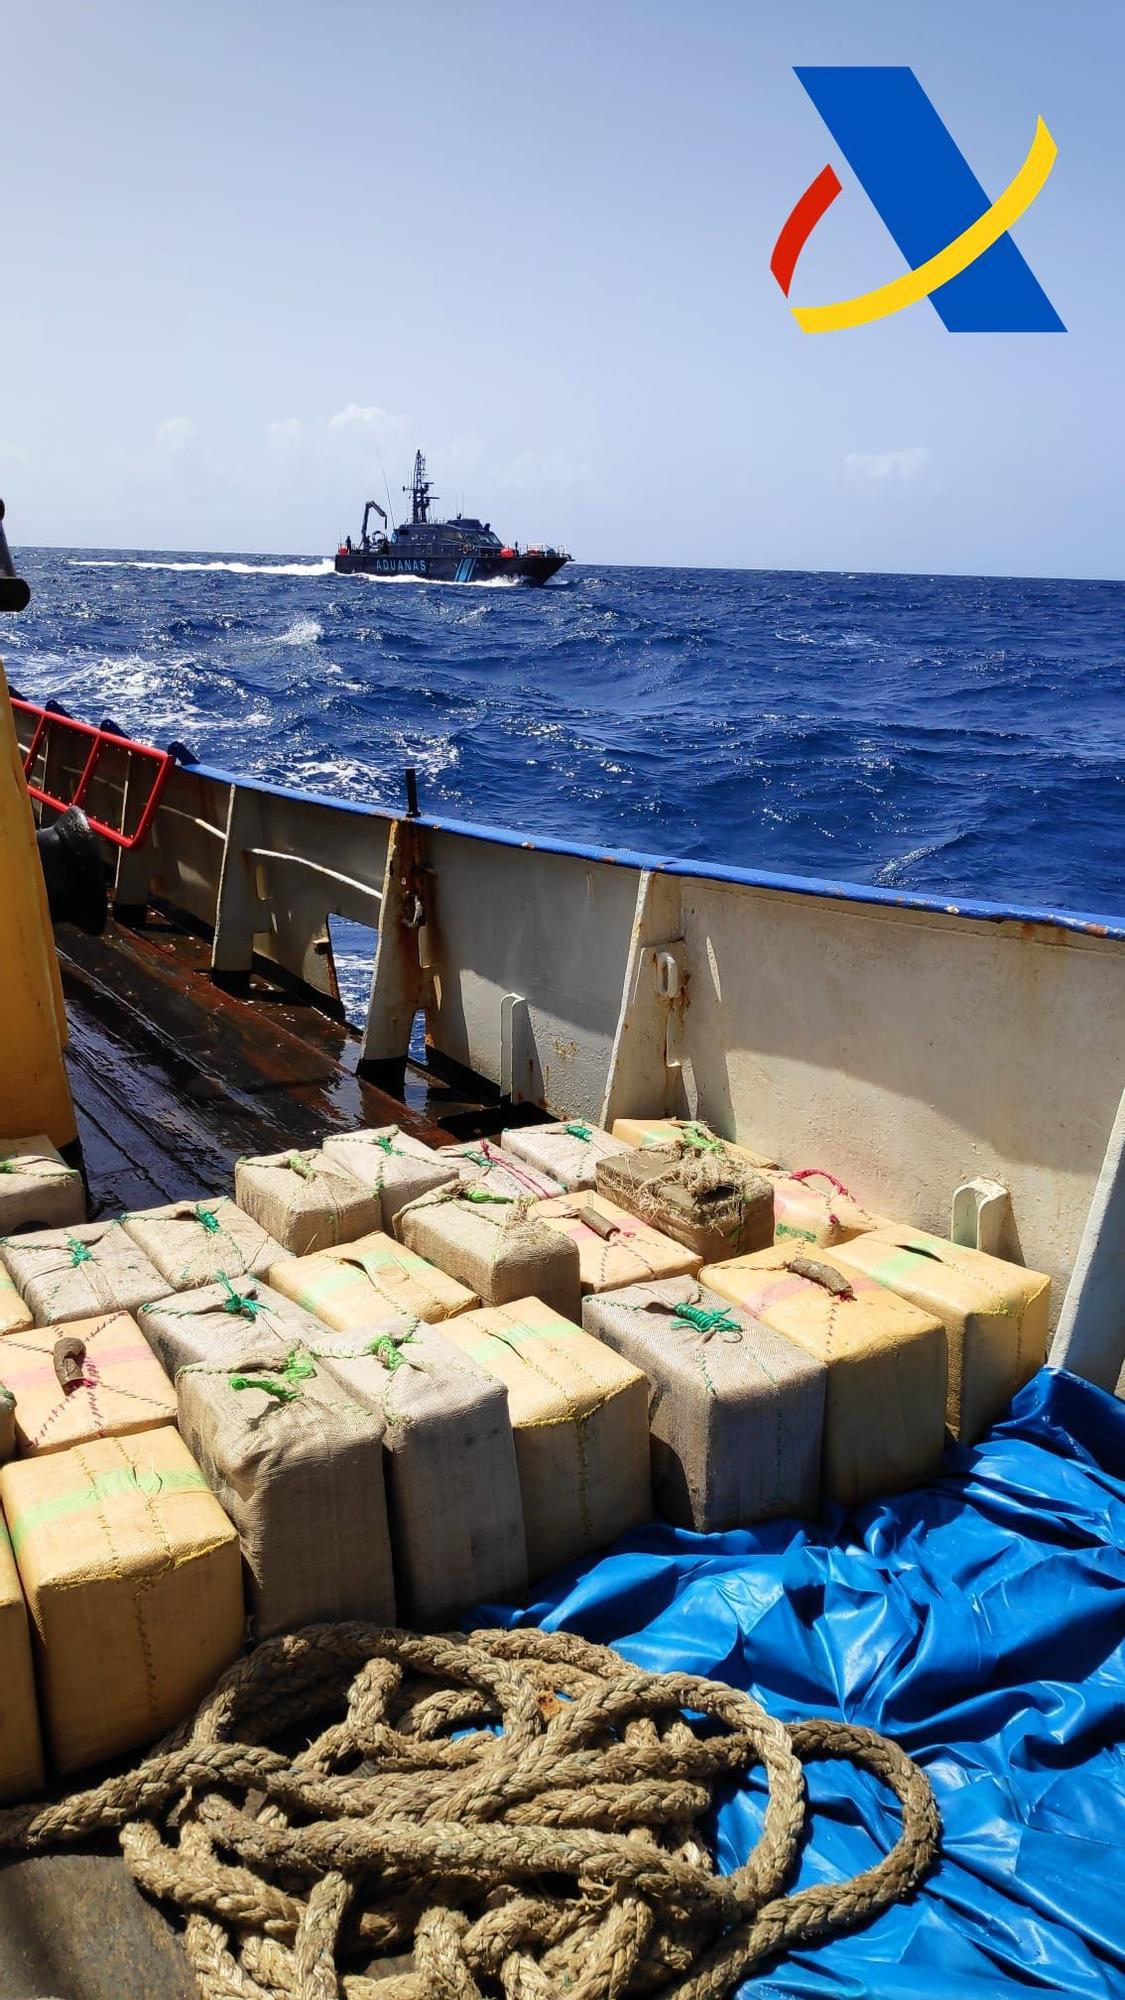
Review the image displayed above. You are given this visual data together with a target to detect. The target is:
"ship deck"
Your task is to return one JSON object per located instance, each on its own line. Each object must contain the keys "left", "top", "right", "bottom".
{"left": 58, "top": 906, "right": 509, "bottom": 1216}
{"left": 1, "top": 905, "right": 509, "bottom": 2000}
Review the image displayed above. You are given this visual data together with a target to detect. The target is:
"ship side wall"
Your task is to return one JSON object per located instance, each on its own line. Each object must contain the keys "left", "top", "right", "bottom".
{"left": 13, "top": 714, "right": 1125, "bottom": 1376}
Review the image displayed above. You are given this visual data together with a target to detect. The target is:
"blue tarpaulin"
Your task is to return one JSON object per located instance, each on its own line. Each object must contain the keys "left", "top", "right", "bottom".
{"left": 486, "top": 1368, "right": 1125, "bottom": 1996}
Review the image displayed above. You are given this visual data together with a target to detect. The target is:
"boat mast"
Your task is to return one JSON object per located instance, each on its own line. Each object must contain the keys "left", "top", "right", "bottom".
{"left": 405, "top": 449, "right": 435, "bottom": 526}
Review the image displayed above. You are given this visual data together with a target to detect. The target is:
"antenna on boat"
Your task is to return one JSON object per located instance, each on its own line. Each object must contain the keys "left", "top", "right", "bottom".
{"left": 374, "top": 442, "right": 395, "bottom": 533}
{"left": 404, "top": 449, "right": 435, "bottom": 526}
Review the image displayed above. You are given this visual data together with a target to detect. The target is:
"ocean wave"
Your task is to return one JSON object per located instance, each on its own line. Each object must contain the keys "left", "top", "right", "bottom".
{"left": 278, "top": 616, "right": 324, "bottom": 646}
{"left": 873, "top": 833, "right": 973, "bottom": 885}
{"left": 13, "top": 548, "right": 1125, "bottom": 917}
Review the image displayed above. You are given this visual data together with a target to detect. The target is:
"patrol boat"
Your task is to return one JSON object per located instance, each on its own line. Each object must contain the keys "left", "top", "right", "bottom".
{"left": 334, "top": 449, "right": 570, "bottom": 585}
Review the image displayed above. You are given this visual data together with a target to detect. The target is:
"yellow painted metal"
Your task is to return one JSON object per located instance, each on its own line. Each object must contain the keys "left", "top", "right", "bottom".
{"left": 0, "top": 663, "right": 78, "bottom": 1151}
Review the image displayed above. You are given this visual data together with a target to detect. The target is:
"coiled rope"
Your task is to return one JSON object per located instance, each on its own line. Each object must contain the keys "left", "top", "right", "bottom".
{"left": 0, "top": 1623, "right": 940, "bottom": 2000}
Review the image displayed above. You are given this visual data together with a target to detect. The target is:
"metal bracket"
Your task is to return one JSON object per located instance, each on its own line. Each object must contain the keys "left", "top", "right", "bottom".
{"left": 500, "top": 992, "right": 531, "bottom": 1101}
{"left": 653, "top": 942, "right": 689, "bottom": 1071}
{"left": 950, "top": 1177, "right": 1012, "bottom": 1256}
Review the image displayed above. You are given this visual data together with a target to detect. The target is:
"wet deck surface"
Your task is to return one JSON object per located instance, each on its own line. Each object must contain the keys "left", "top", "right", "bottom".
{"left": 59, "top": 909, "right": 499, "bottom": 1215}
{"left": 1, "top": 908, "right": 508, "bottom": 2000}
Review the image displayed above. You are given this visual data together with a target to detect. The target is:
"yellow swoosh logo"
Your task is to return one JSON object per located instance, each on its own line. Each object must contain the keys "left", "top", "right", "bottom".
{"left": 793, "top": 116, "right": 1058, "bottom": 333}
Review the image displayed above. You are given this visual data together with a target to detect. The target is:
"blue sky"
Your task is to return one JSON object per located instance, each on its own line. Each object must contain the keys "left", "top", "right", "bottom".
{"left": 3, "top": 0, "right": 1121, "bottom": 573}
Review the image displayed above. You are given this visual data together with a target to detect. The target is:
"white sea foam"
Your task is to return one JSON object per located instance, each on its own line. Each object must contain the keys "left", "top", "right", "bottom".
{"left": 279, "top": 616, "right": 323, "bottom": 645}
{"left": 69, "top": 558, "right": 336, "bottom": 577}
{"left": 874, "top": 834, "right": 968, "bottom": 885}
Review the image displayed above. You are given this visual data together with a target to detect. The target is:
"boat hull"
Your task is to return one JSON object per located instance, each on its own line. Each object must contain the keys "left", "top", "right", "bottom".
{"left": 334, "top": 549, "right": 569, "bottom": 586}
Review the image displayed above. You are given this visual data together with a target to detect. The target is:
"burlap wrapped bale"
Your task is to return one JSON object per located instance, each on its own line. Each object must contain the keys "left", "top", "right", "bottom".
{"left": 0, "top": 1264, "right": 32, "bottom": 1337}
{"left": 122, "top": 1198, "right": 283, "bottom": 1292}
{"left": 396, "top": 1188, "right": 582, "bottom": 1324}
{"left": 234, "top": 1147, "right": 382, "bottom": 1257}
{"left": 610, "top": 1117, "right": 778, "bottom": 1170}
{"left": 139, "top": 1278, "right": 326, "bottom": 1381}
{"left": 442, "top": 1296, "right": 651, "bottom": 1579}
{"left": 267, "top": 1232, "right": 477, "bottom": 1329}
{"left": 321, "top": 1127, "right": 461, "bottom": 1231}
{"left": 0, "top": 1220, "right": 166, "bottom": 1325}
{"left": 445, "top": 1139, "right": 563, "bottom": 1200}
{"left": 531, "top": 1191, "right": 702, "bottom": 1294}
{"left": 766, "top": 1169, "right": 879, "bottom": 1250}
{"left": 583, "top": 1275, "right": 826, "bottom": 1530}
{"left": 501, "top": 1121, "right": 630, "bottom": 1192}
{"left": 176, "top": 1336, "right": 395, "bottom": 1637}
{"left": 830, "top": 1224, "right": 1050, "bottom": 1443}
{"left": 312, "top": 1319, "right": 527, "bottom": 1625}
{"left": 596, "top": 1146, "right": 774, "bottom": 1262}
{"left": 700, "top": 1244, "right": 947, "bottom": 1508}
{"left": 0, "top": 1523, "right": 44, "bottom": 1801}
{"left": 0, "top": 1312, "right": 176, "bottom": 1456}
{"left": 0, "top": 1136, "right": 84, "bottom": 1234}
{"left": 0, "top": 1428, "right": 243, "bottom": 1775}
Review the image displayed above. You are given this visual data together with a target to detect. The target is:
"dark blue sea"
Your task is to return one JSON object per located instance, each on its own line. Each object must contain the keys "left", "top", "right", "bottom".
{"left": 7, "top": 553, "right": 1124, "bottom": 923}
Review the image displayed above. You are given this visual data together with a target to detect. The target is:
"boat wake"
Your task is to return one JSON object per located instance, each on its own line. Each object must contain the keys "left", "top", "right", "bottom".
{"left": 69, "top": 558, "right": 336, "bottom": 577}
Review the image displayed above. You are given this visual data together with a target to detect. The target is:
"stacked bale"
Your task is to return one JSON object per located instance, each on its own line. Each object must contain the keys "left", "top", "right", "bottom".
{"left": 828, "top": 1224, "right": 1050, "bottom": 1441}
{"left": 609, "top": 1117, "right": 777, "bottom": 1170}
{"left": 0, "top": 1525, "right": 43, "bottom": 1799}
{"left": 176, "top": 1337, "right": 396, "bottom": 1637}
{"left": 267, "top": 1233, "right": 477, "bottom": 1329}
{"left": 234, "top": 1147, "right": 382, "bottom": 1256}
{"left": 1, "top": 1220, "right": 166, "bottom": 1323}
{"left": 531, "top": 1191, "right": 702, "bottom": 1295}
{"left": 139, "top": 1278, "right": 328, "bottom": 1380}
{"left": 321, "top": 1127, "right": 460, "bottom": 1230}
{"left": 501, "top": 1120, "right": 630, "bottom": 1192}
{"left": 442, "top": 1297, "right": 651, "bottom": 1578}
{"left": 122, "top": 1199, "right": 283, "bottom": 1291}
{"left": 596, "top": 1145, "right": 774, "bottom": 1263}
{"left": 583, "top": 1274, "right": 826, "bottom": 1530}
{"left": 0, "top": 1264, "right": 32, "bottom": 1337}
{"left": 0, "top": 1136, "right": 84, "bottom": 1232}
{"left": 396, "top": 1186, "right": 582, "bottom": 1324}
{"left": 701, "top": 1245, "right": 947, "bottom": 1507}
{"left": 1, "top": 1428, "right": 244, "bottom": 1774}
{"left": 0, "top": 1312, "right": 176, "bottom": 1456}
{"left": 444, "top": 1139, "right": 563, "bottom": 1199}
{"left": 312, "top": 1319, "right": 528, "bottom": 1624}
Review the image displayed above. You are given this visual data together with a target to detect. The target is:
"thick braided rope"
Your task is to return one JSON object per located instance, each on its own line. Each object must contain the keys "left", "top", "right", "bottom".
{"left": 0, "top": 1624, "right": 939, "bottom": 2000}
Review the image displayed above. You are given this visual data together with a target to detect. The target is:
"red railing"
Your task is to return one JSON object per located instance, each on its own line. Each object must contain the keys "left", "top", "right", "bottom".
{"left": 11, "top": 699, "right": 173, "bottom": 850}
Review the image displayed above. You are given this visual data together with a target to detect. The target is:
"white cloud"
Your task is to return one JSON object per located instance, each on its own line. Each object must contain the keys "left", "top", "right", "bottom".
{"left": 154, "top": 417, "right": 195, "bottom": 455}
{"left": 262, "top": 405, "right": 410, "bottom": 489}
{"left": 845, "top": 446, "right": 931, "bottom": 483}
{"left": 326, "top": 403, "right": 409, "bottom": 446}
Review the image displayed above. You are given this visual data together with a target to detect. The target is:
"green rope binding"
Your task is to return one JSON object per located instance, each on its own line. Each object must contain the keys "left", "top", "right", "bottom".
{"left": 229, "top": 1348, "right": 316, "bottom": 1403}
{"left": 367, "top": 1328, "right": 420, "bottom": 1374}
{"left": 219, "top": 1275, "right": 263, "bottom": 1320}
{"left": 194, "top": 1204, "right": 221, "bottom": 1235}
{"left": 670, "top": 1303, "right": 743, "bottom": 1340}
{"left": 66, "top": 1235, "right": 93, "bottom": 1268}
{"left": 565, "top": 1122, "right": 594, "bottom": 1142}
{"left": 463, "top": 1189, "right": 515, "bottom": 1206}
{"left": 284, "top": 1152, "right": 318, "bottom": 1179}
